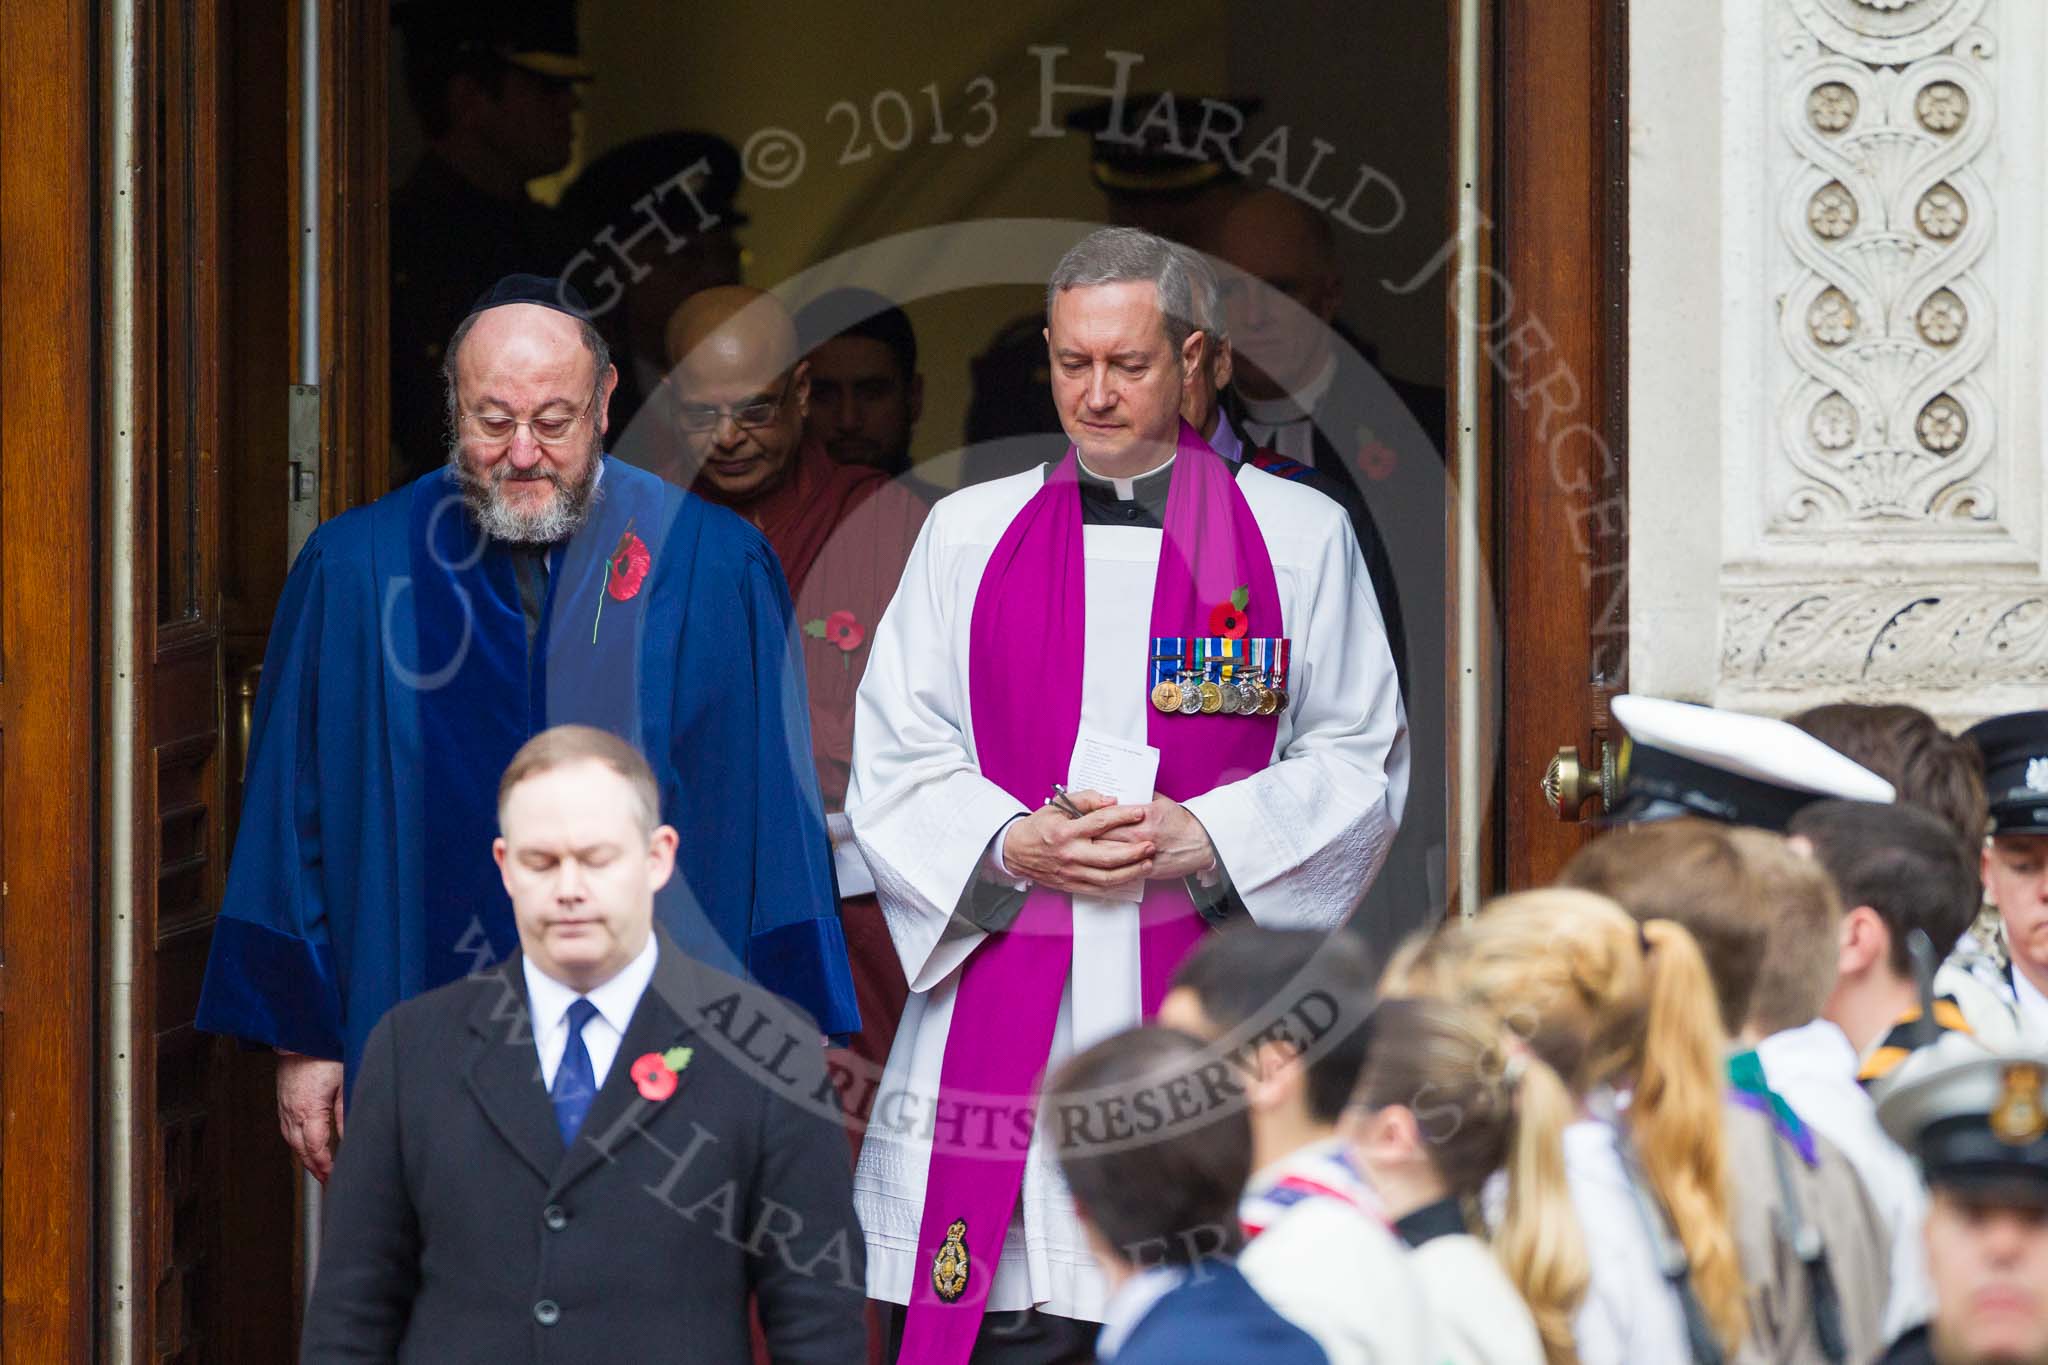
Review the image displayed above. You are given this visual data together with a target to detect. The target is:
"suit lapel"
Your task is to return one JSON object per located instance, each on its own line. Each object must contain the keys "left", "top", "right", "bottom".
{"left": 463, "top": 959, "right": 566, "bottom": 1185}
{"left": 551, "top": 930, "right": 703, "bottom": 1196}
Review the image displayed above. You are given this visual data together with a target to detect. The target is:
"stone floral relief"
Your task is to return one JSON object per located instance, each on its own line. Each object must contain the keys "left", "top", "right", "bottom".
{"left": 1723, "top": 585, "right": 2048, "bottom": 690}
{"left": 1788, "top": 0, "right": 1991, "bottom": 64}
{"left": 1773, "top": 13, "right": 1999, "bottom": 529}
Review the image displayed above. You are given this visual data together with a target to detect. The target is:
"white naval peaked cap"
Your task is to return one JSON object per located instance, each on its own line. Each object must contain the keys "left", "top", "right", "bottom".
{"left": 1607, "top": 694, "right": 1895, "bottom": 830}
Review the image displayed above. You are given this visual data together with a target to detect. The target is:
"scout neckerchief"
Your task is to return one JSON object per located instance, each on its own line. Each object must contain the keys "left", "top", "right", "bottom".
{"left": 898, "top": 421, "right": 1282, "bottom": 1363}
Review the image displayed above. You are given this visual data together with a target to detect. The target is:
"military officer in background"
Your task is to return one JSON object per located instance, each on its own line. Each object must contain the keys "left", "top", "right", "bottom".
{"left": 558, "top": 131, "right": 749, "bottom": 439}
{"left": 1601, "top": 692, "right": 1899, "bottom": 830}
{"left": 1964, "top": 712, "right": 2048, "bottom": 1046}
{"left": 389, "top": 1, "right": 590, "bottom": 487}
{"left": 1875, "top": 1042, "right": 2048, "bottom": 1363}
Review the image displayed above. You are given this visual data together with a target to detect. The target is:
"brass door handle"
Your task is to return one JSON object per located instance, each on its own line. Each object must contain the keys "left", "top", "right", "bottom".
{"left": 236, "top": 663, "right": 263, "bottom": 781}
{"left": 1542, "top": 742, "right": 1617, "bottom": 821}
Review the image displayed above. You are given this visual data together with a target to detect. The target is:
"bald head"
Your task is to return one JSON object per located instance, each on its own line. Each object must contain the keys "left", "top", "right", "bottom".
{"left": 457, "top": 303, "right": 603, "bottom": 399}
{"left": 663, "top": 286, "right": 810, "bottom": 504}
{"left": 665, "top": 285, "right": 800, "bottom": 387}
{"left": 1206, "top": 189, "right": 1342, "bottom": 400}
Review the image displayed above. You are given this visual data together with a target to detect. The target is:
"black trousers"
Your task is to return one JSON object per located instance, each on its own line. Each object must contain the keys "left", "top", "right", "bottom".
{"left": 877, "top": 1300, "right": 1100, "bottom": 1365}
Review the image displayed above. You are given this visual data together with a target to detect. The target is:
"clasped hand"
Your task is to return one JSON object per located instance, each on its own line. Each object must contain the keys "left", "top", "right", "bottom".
{"left": 999, "top": 790, "right": 1215, "bottom": 896}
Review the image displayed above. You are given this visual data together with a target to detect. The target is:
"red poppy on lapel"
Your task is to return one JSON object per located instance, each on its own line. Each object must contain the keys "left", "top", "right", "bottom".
{"left": 804, "top": 610, "right": 865, "bottom": 671}
{"left": 629, "top": 1047, "right": 691, "bottom": 1102}
{"left": 607, "top": 530, "right": 652, "bottom": 602}
{"left": 823, "top": 610, "right": 863, "bottom": 651}
{"left": 1355, "top": 427, "right": 1398, "bottom": 482}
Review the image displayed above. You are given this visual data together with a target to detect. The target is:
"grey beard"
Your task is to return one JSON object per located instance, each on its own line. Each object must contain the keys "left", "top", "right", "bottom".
{"left": 447, "top": 435, "right": 601, "bottom": 544}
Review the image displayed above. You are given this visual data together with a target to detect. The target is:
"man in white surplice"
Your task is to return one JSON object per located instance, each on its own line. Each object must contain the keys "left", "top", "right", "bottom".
{"left": 847, "top": 227, "right": 1409, "bottom": 1347}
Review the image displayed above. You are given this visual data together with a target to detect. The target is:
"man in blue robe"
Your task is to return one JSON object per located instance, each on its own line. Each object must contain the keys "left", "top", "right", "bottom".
{"left": 198, "top": 274, "right": 857, "bottom": 1179}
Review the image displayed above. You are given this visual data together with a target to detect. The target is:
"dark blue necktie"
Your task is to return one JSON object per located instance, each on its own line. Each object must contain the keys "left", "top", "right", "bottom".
{"left": 550, "top": 997, "right": 601, "bottom": 1146}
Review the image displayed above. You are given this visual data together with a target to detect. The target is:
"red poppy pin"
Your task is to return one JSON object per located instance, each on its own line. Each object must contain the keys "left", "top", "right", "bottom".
{"left": 803, "top": 609, "right": 865, "bottom": 670}
{"left": 607, "top": 528, "right": 652, "bottom": 601}
{"left": 1208, "top": 586, "right": 1251, "bottom": 640}
{"left": 630, "top": 1045, "right": 693, "bottom": 1103}
{"left": 1354, "top": 425, "right": 1398, "bottom": 482}
{"left": 592, "top": 521, "right": 651, "bottom": 642}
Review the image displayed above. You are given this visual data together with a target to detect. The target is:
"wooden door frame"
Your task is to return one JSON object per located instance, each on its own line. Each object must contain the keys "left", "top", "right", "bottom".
{"left": 310, "top": 0, "right": 391, "bottom": 515}
{"left": 101, "top": 0, "right": 392, "bottom": 1358}
{"left": 1477, "top": 0, "right": 1630, "bottom": 891}
{"left": 1, "top": 1, "right": 100, "bottom": 1358}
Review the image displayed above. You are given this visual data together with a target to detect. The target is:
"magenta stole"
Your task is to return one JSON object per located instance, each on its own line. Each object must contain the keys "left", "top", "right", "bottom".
{"left": 898, "top": 422, "right": 1280, "bottom": 1361}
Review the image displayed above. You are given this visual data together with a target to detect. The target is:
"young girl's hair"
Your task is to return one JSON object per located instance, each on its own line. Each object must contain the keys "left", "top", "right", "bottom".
{"left": 1355, "top": 996, "right": 1588, "bottom": 1365}
{"left": 1418, "top": 888, "right": 1748, "bottom": 1356}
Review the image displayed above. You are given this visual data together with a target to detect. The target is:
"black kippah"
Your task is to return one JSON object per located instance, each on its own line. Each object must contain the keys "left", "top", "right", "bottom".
{"left": 464, "top": 273, "right": 593, "bottom": 322}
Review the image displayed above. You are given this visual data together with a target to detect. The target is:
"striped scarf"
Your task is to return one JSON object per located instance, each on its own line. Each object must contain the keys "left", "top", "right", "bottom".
{"left": 1240, "top": 1142, "right": 1384, "bottom": 1241}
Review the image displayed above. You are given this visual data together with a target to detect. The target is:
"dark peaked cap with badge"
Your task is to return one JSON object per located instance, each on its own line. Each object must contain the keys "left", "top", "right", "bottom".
{"left": 1879, "top": 1041, "right": 2048, "bottom": 1201}
{"left": 1607, "top": 693, "right": 1896, "bottom": 831}
{"left": 558, "top": 130, "right": 750, "bottom": 234}
{"left": 1964, "top": 709, "right": 2048, "bottom": 836}
{"left": 1064, "top": 94, "right": 1262, "bottom": 200}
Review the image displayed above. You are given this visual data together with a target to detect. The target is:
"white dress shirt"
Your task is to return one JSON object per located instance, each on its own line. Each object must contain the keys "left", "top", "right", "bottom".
{"left": 1238, "top": 355, "right": 1338, "bottom": 467}
{"left": 2015, "top": 961, "right": 2048, "bottom": 1042}
{"left": 1756, "top": 1018, "right": 1932, "bottom": 1339}
{"left": 522, "top": 934, "right": 659, "bottom": 1091}
{"left": 1094, "top": 1265, "right": 1188, "bottom": 1361}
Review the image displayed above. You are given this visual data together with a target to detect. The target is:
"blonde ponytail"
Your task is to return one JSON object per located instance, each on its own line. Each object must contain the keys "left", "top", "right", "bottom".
{"left": 1496, "top": 1049, "right": 1589, "bottom": 1365}
{"left": 1400, "top": 890, "right": 1750, "bottom": 1359}
{"left": 1632, "top": 918, "right": 1747, "bottom": 1355}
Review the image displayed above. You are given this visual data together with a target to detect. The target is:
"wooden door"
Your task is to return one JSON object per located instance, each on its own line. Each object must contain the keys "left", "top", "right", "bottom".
{"left": 116, "top": 0, "right": 388, "bottom": 1358}
{"left": 1492, "top": 0, "right": 1630, "bottom": 889}
{"left": 0, "top": 2, "right": 99, "bottom": 1358}
{"left": 116, "top": 0, "right": 300, "bottom": 1359}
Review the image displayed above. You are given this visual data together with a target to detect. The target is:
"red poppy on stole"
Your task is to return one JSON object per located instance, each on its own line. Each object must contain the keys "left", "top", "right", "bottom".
{"left": 1208, "top": 585, "right": 1252, "bottom": 640}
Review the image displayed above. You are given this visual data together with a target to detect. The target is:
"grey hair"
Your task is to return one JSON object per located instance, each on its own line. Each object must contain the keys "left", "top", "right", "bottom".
{"left": 441, "top": 309, "right": 613, "bottom": 443}
{"left": 1181, "top": 247, "right": 1226, "bottom": 345}
{"left": 1045, "top": 226, "right": 1207, "bottom": 353}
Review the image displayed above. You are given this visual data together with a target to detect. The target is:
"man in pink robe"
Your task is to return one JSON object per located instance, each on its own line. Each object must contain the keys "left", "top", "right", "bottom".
{"left": 654, "top": 286, "right": 928, "bottom": 1091}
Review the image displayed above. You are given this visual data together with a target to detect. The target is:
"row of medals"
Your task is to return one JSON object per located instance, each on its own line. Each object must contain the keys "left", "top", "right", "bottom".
{"left": 1151, "top": 668, "right": 1288, "bottom": 717}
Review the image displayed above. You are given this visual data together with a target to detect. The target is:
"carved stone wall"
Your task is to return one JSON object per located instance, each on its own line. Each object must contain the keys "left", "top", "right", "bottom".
{"left": 1773, "top": 5, "right": 1996, "bottom": 531}
{"left": 1630, "top": 0, "right": 2047, "bottom": 728}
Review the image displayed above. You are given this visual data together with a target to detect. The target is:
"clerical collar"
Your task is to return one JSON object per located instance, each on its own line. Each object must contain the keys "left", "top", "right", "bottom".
{"left": 1392, "top": 1196, "right": 1467, "bottom": 1249}
{"left": 1070, "top": 449, "right": 1245, "bottom": 529}
{"left": 1076, "top": 451, "right": 1175, "bottom": 501}
{"left": 1074, "top": 453, "right": 1177, "bottom": 527}
{"left": 1241, "top": 351, "right": 1338, "bottom": 427}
